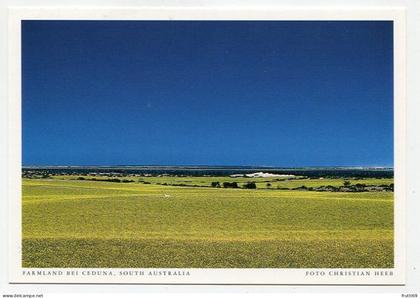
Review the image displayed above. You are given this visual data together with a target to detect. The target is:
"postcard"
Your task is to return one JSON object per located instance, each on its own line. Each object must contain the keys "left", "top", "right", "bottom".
{"left": 7, "top": 6, "right": 406, "bottom": 285}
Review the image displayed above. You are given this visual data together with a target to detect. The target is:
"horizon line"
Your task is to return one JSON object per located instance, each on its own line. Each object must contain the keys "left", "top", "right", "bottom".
{"left": 21, "top": 164, "right": 394, "bottom": 169}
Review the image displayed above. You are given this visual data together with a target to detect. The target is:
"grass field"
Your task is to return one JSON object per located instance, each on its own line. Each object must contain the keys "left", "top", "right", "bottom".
{"left": 22, "top": 177, "right": 394, "bottom": 268}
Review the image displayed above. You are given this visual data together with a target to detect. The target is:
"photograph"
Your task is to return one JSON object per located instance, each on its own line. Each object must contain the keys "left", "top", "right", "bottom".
{"left": 20, "top": 19, "right": 395, "bottom": 270}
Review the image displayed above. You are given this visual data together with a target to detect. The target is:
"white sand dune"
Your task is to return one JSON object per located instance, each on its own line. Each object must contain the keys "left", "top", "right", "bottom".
{"left": 231, "top": 172, "right": 295, "bottom": 178}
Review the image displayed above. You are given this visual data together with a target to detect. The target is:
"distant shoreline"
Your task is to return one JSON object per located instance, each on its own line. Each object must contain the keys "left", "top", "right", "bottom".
{"left": 21, "top": 165, "right": 394, "bottom": 179}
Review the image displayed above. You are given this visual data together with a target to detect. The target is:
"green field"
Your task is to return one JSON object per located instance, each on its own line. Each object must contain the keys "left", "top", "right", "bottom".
{"left": 22, "top": 176, "right": 394, "bottom": 268}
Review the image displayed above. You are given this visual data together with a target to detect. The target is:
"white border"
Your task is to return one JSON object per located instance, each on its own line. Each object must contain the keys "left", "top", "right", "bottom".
{"left": 7, "top": 7, "right": 406, "bottom": 285}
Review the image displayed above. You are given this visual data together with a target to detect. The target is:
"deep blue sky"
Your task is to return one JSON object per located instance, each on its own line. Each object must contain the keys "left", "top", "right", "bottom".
{"left": 22, "top": 21, "right": 393, "bottom": 167}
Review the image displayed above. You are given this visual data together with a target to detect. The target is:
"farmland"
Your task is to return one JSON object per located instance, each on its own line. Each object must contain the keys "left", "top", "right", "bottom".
{"left": 22, "top": 171, "right": 394, "bottom": 268}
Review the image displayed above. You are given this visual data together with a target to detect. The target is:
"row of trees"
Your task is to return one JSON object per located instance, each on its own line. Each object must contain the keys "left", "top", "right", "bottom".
{"left": 211, "top": 181, "right": 257, "bottom": 189}
{"left": 293, "top": 183, "right": 394, "bottom": 192}
{"left": 76, "top": 177, "right": 134, "bottom": 183}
